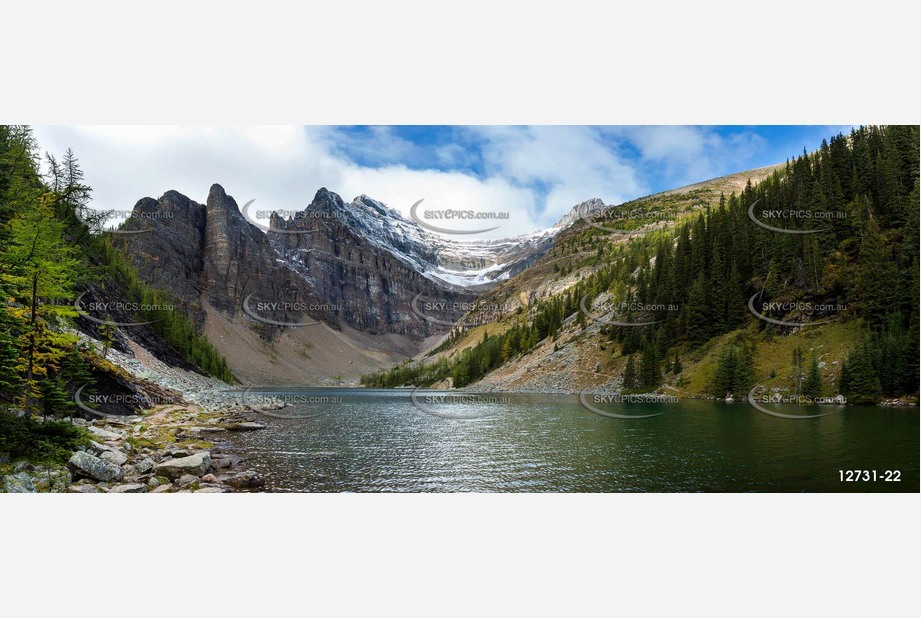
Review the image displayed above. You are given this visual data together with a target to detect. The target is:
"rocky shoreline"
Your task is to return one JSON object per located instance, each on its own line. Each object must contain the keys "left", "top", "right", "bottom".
{"left": 2, "top": 403, "right": 273, "bottom": 494}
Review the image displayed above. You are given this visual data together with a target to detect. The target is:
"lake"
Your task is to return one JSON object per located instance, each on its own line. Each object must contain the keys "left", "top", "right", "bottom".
{"left": 216, "top": 389, "right": 919, "bottom": 492}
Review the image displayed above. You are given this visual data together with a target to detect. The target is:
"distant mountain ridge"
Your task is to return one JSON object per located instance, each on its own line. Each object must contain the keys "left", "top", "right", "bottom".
{"left": 268, "top": 188, "right": 580, "bottom": 288}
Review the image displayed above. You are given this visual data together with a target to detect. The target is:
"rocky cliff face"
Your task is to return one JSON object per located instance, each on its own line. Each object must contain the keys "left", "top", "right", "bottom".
{"left": 116, "top": 184, "right": 473, "bottom": 345}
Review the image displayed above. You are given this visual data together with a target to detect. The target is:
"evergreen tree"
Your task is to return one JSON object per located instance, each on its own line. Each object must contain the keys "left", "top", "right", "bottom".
{"left": 684, "top": 273, "right": 711, "bottom": 346}
{"left": 804, "top": 351, "right": 822, "bottom": 399}
{"left": 622, "top": 355, "right": 638, "bottom": 390}
{"left": 841, "top": 337, "right": 882, "bottom": 405}
{"left": 639, "top": 343, "right": 660, "bottom": 390}
{"left": 855, "top": 217, "right": 898, "bottom": 325}
{"left": 0, "top": 309, "right": 22, "bottom": 398}
{"left": 791, "top": 347, "right": 804, "bottom": 397}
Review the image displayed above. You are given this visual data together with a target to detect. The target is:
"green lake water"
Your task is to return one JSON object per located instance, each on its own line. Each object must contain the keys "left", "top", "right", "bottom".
{"left": 217, "top": 389, "right": 919, "bottom": 492}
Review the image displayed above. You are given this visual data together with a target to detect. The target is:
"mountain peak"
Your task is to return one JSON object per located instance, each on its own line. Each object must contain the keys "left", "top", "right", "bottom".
{"left": 209, "top": 183, "right": 227, "bottom": 200}
{"left": 554, "top": 198, "right": 605, "bottom": 229}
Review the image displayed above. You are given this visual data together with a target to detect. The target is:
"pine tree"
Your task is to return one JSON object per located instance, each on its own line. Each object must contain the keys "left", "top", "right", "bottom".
{"left": 841, "top": 337, "right": 882, "bottom": 405}
{"left": 622, "top": 355, "right": 638, "bottom": 390}
{"left": 38, "top": 374, "right": 71, "bottom": 420}
{"left": 1, "top": 194, "right": 81, "bottom": 411}
{"left": 724, "top": 266, "right": 747, "bottom": 329}
{"left": 0, "top": 308, "right": 22, "bottom": 398}
{"left": 791, "top": 347, "right": 804, "bottom": 397}
{"left": 855, "top": 217, "right": 898, "bottom": 326}
{"left": 684, "top": 273, "right": 711, "bottom": 346}
{"left": 61, "top": 345, "right": 95, "bottom": 399}
{"left": 804, "top": 351, "right": 822, "bottom": 398}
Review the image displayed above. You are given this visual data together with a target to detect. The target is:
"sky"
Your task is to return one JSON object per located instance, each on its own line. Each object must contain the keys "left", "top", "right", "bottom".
{"left": 32, "top": 125, "right": 852, "bottom": 239}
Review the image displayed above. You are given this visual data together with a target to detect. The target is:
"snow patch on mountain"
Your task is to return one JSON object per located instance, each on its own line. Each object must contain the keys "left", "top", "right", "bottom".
{"left": 292, "top": 191, "right": 601, "bottom": 289}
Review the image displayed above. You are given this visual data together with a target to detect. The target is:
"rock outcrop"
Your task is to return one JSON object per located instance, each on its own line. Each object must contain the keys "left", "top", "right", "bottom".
{"left": 152, "top": 451, "right": 212, "bottom": 479}
{"left": 67, "top": 451, "right": 124, "bottom": 482}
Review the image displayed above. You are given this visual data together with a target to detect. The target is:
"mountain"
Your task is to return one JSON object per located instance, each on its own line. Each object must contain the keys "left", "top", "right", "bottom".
{"left": 364, "top": 127, "right": 920, "bottom": 409}
{"left": 109, "top": 184, "right": 580, "bottom": 385}
{"left": 268, "top": 190, "right": 565, "bottom": 289}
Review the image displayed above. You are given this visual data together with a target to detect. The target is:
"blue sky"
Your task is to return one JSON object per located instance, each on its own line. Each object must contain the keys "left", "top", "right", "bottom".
{"left": 324, "top": 125, "right": 850, "bottom": 194}
{"left": 33, "top": 125, "right": 854, "bottom": 239}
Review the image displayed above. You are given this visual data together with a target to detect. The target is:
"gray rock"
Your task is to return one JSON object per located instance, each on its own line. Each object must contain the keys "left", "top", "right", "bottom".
{"left": 150, "top": 484, "right": 172, "bottom": 493}
{"left": 4, "top": 471, "right": 36, "bottom": 493}
{"left": 87, "top": 426, "right": 123, "bottom": 441}
{"left": 87, "top": 440, "right": 109, "bottom": 455}
{"left": 201, "top": 473, "right": 218, "bottom": 483}
{"left": 101, "top": 450, "right": 129, "bottom": 466}
{"left": 221, "top": 470, "right": 264, "bottom": 489}
{"left": 67, "top": 451, "right": 124, "bottom": 482}
{"left": 211, "top": 454, "right": 245, "bottom": 469}
{"left": 68, "top": 484, "right": 99, "bottom": 493}
{"left": 194, "top": 487, "right": 228, "bottom": 493}
{"left": 152, "top": 451, "right": 211, "bottom": 479}
{"left": 224, "top": 421, "right": 267, "bottom": 432}
{"left": 33, "top": 468, "right": 72, "bottom": 493}
{"left": 147, "top": 476, "right": 162, "bottom": 488}
{"left": 177, "top": 474, "right": 200, "bottom": 487}
{"left": 110, "top": 483, "right": 147, "bottom": 493}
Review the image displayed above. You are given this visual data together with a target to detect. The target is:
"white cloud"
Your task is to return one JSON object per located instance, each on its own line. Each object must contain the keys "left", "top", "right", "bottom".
{"left": 29, "top": 125, "right": 766, "bottom": 241}
{"left": 472, "top": 126, "right": 645, "bottom": 220}
{"left": 613, "top": 126, "right": 766, "bottom": 187}
{"left": 32, "top": 125, "right": 556, "bottom": 238}
{"left": 32, "top": 125, "right": 643, "bottom": 239}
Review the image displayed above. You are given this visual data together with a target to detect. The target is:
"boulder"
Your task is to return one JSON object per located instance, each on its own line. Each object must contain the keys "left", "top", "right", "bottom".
{"left": 177, "top": 474, "right": 200, "bottom": 487}
{"left": 150, "top": 484, "right": 172, "bottom": 493}
{"left": 100, "top": 450, "right": 129, "bottom": 466}
{"left": 3, "top": 471, "right": 36, "bottom": 493}
{"left": 211, "top": 454, "right": 245, "bottom": 469}
{"left": 110, "top": 483, "right": 147, "bottom": 493}
{"left": 152, "top": 451, "right": 211, "bottom": 479}
{"left": 87, "top": 426, "right": 122, "bottom": 441}
{"left": 68, "top": 484, "right": 99, "bottom": 493}
{"left": 221, "top": 470, "right": 264, "bottom": 489}
{"left": 67, "top": 451, "right": 124, "bottom": 482}
{"left": 223, "top": 421, "right": 267, "bottom": 432}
